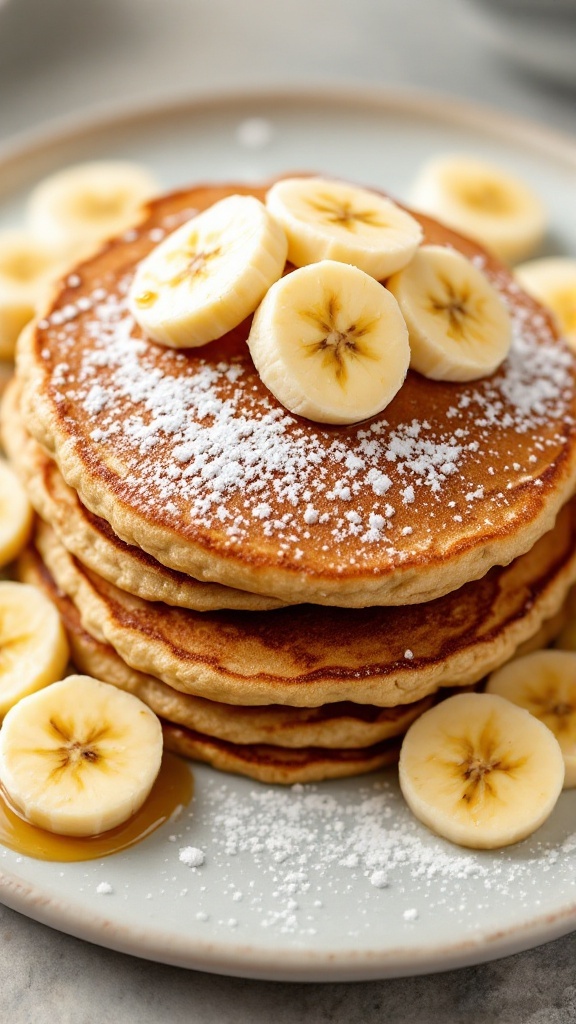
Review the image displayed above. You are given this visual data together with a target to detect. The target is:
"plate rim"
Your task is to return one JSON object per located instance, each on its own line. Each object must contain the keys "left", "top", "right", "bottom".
{"left": 1, "top": 84, "right": 576, "bottom": 178}
{"left": 1, "top": 83, "right": 576, "bottom": 981}
{"left": 1, "top": 864, "right": 575, "bottom": 982}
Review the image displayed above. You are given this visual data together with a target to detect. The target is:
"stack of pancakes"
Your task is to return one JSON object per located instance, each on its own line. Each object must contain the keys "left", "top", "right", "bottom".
{"left": 5, "top": 180, "right": 576, "bottom": 784}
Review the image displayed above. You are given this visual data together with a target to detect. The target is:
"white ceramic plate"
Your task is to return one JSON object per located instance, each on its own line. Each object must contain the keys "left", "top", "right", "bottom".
{"left": 1, "top": 89, "right": 576, "bottom": 983}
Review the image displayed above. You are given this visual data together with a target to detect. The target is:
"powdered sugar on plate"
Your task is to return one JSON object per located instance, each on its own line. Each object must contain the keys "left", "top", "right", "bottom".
{"left": 4, "top": 766, "right": 575, "bottom": 954}
{"left": 178, "top": 845, "right": 205, "bottom": 868}
{"left": 149, "top": 769, "right": 576, "bottom": 940}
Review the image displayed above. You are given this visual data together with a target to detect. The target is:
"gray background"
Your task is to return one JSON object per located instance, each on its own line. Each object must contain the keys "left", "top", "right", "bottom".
{"left": 1, "top": 0, "right": 576, "bottom": 1020}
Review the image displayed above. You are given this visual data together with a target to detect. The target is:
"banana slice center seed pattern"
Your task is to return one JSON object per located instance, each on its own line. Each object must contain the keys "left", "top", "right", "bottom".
{"left": 522, "top": 685, "right": 574, "bottom": 734}
{"left": 73, "top": 192, "right": 128, "bottom": 220}
{"left": 306, "top": 195, "right": 388, "bottom": 232}
{"left": 135, "top": 235, "right": 222, "bottom": 306}
{"left": 428, "top": 277, "right": 485, "bottom": 343}
{"left": 457, "top": 181, "right": 512, "bottom": 216}
{"left": 301, "top": 293, "right": 379, "bottom": 386}
{"left": 442, "top": 717, "right": 527, "bottom": 811}
{"left": 0, "top": 252, "right": 47, "bottom": 283}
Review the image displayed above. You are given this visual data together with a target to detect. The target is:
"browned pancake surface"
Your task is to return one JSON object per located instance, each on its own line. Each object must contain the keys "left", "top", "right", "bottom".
{"left": 162, "top": 723, "right": 400, "bottom": 784}
{"left": 33, "top": 499, "right": 576, "bottom": 706}
{"left": 19, "top": 541, "right": 431, "bottom": 749}
{"left": 18, "top": 181, "right": 576, "bottom": 605}
{"left": 2, "top": 379, "right": 286, "bottom": 612}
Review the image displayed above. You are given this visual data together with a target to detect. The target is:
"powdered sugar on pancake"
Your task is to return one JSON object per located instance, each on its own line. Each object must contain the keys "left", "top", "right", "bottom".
{"left": 31, "top": 194, "right": 576, "bottom": 582}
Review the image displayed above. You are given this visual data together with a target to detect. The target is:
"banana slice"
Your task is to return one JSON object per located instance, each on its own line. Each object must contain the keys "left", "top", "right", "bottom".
{"left": 554, "top": 587, "right": 576, "bottom": 651}
{"left": 399, "top": 692, "right": 564, "bottom": 849}
{"left": 486, "top": 650, "right": 576, "bottom": 788}
{"left": 0, "top": 230, "right": 63, "bottom": 360}
{"left": 0, "top": 674, "right": 163, "bottom": 836}
{"left": 0, "top": 581, "right": 69, "bottom": 718}
{"left": 409, "top": 155, "right": 546, "bottom": 264}
{"left": 265, "top": 177, "right": 422, "bottom": 280}
{"left": 247, "top": 259, "right": 410, "bottom": 424}
{"left": 27, "top": 161, "right": 159, "bottom": 260}
{"left": 515, "top": 258, "right": 576, "bottom": 352}
{"left": 0, "top": 458, "right": 33, "bottom": 566}
{"left": 386, "top": 244, "right": 512, "bottom": 381}
{"left": 129, "top": 195, "right": 288, "bottom": 349}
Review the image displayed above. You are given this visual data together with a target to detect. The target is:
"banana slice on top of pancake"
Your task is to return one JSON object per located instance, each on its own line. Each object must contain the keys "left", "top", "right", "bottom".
{"left": 409, "top": 155, "right": 546, "bottom": 264}
{"left": 247, "top": 259, "right": 410, "bottom": 424}
{"left": 386, "top": 244, "right": 512, "bottom": 381}
{"left": 0, "top": 674, "right": 163, "bottom": 836}
{"left": 266, "top": 176, "right": 423, "bottom": 279}
{"left": 129, "top": 194, "right": 288, "bottom": 348}
{"left": 399, "top": 692, "right": 564, "bottom": 849}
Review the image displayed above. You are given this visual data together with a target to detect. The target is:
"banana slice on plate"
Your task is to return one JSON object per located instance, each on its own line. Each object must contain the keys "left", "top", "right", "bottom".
{"left": 486, "top": 650, "right": 576, "bottom": 788}
{"left": 266, "top": 177, "right": 423, "bottom": 279}
{"left": 247, "top": 259, "right": 410, "bottom": 424}
{"left": 554, "top": 587, "right": 576, "bottom": 651}
{"left": 386, "top": 244, "right": 512, "bottom": 381}
{"left": 129, "top": 194, "right": 288, "bottom": 348}
{"left": 0, "top": 457, "right": 33, "bottom": 566}
{"left": 410, "top": 155, "right": 546, "bottom": 264}
{"left": 0, "top": 230, "right": 63, "bottom": 360}
{"left": 515, "top": 258, "right": 576, "bottom": 352}
{"left": 0, "top": 674, "right": 163, "bottom": 836}
{"left": 27, "top": 161, "right": 159, "bottom": 260}
{"left": 399, "top": 692, "right": 564, "bottom": 849}
{"left": 0, "top": 581, "right": 69, "bottom": 718}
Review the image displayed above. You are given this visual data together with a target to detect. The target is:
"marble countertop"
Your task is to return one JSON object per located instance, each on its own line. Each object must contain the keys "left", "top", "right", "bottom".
{"left": 1, "top": 0, "right": 576, "bottom": 1020}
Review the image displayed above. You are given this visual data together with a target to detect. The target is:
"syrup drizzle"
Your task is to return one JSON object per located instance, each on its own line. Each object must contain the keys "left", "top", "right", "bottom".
{"left": 0, "top": 752, "right": 193, "bottom": 862}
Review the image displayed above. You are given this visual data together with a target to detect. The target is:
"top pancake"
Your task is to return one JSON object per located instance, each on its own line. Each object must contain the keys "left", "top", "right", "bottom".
{"left": 17, "top": 180, "right": 576, "bottom": 606}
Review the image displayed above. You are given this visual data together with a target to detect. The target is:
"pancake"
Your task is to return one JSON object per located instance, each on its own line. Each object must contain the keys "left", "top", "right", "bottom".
{"left": 1, "top": 379, "right": 286, "bottom": 612}
{"left": 160, "top": 725, "right": 401, "bottom": 785}
{"left": 33, "top": 499, "right": 576, "bottom": 707}
{"left": 19, "top": 540, "right": 569, "bottom": 785}
{"left": 18, "top": 541, "right": 432, "bottom": 749}
{"left": 512, "top": 605, "right": 570, "bottom": 658}
{"left": 17, "top": 181, "right": 576, "bottom": 607}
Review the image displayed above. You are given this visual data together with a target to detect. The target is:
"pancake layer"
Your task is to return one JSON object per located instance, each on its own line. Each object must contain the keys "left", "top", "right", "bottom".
{"left": 161, "top": 726, "right": 401, "bottom": 785}
{"left": 2, "top": 380, "right": 286, "bottom": 612}
{"left": 17, "top": 181, "right": 576, "bottom": 607}
{"left": 19, "top": 542, "right": 431, "bottom": 749}
{"left": 19, "top": 545, "right": 418, "bottom": 783}
{"left": 33, "top": 500, "right": 576, "bottom": 708}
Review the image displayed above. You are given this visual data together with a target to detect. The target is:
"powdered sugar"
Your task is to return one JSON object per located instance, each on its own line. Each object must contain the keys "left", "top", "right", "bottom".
{"left": 13, "top": 771, "right": 575, "bottom": 950}
{"left": 178, "top": 845, "right": 205, "bottom": 868}
{"left": 160, "top": 772, "right": 576, "bottom": 940}
{"left": 36, "top": 210, "right": 576, "bottom": 576}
